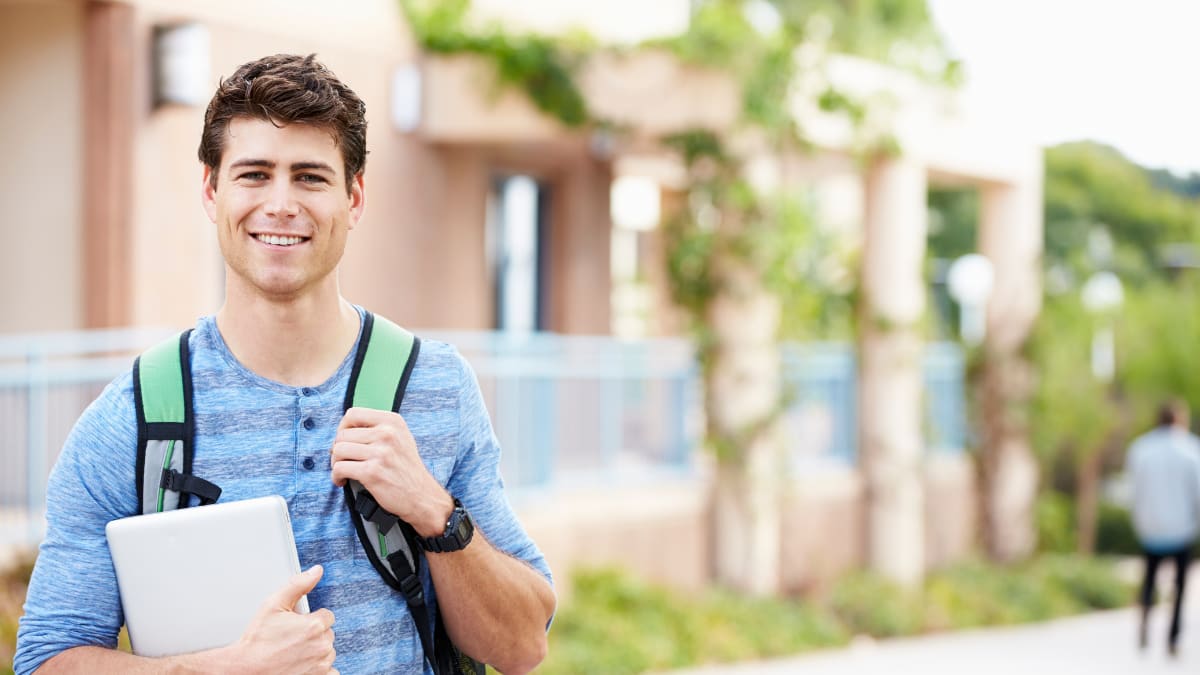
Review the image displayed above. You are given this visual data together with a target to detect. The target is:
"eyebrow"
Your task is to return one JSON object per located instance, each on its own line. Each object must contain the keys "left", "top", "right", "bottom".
{"left": 228, "top": 159, "right": 336, "bottom": 173}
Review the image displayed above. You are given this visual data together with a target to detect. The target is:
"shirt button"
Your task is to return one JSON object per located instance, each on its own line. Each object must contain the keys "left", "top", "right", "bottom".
{"left": 302, "top": 457, "right": 316, "bottom": 471}
{"left": 303, "top": 418, "right": 315, "bottom": 430}
{"left": 301, "top": 387, "right": 314, "bottom": 397}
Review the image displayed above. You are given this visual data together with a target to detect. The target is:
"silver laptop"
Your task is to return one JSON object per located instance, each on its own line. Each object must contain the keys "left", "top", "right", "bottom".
{"left": 106, "top": 495, "right": 310, "bottom": 657}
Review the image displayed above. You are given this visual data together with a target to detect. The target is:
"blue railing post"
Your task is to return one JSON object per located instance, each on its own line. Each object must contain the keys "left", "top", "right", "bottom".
{"left": 26, "top": 347, "right": 48, "bottom": 541}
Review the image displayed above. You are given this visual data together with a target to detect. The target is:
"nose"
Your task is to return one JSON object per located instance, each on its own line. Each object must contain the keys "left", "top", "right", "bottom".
{"left": 262, "top": 179, "right": 299, "bottom": 219}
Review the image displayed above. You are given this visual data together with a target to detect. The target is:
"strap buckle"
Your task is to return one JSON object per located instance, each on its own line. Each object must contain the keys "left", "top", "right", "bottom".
{"left": 355, "top": 490, "right": 399, "bottom": 535}
{"left": 159, "top": 469, "right": 222, "bottom": 505}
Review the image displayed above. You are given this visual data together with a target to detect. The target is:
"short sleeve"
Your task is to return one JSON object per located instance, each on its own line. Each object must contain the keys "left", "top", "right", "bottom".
{"left": 444, "top": 350, "right": 552, "bottom": 589}
{"left": 14, "top": 374, "right": 140, "bottom": 674}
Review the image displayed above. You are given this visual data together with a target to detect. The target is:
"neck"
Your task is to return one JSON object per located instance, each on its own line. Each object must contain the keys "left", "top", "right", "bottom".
{"left": 215, "top": 280, "right": 361, "bottom": 387}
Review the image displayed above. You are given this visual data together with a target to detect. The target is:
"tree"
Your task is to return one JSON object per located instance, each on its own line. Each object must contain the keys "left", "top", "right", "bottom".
{"left": 405, "top": 0, "right": 956, "bottom": 593}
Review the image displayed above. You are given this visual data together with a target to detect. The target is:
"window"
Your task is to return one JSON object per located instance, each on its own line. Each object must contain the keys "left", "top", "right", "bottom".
{"left": 487, "top": 175, "right": 549, "bottom": 332}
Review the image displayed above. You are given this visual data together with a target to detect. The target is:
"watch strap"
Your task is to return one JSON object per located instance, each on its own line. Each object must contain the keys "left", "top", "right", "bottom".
{"left": 420, "top": 498, "right": 474, "bottom": 553}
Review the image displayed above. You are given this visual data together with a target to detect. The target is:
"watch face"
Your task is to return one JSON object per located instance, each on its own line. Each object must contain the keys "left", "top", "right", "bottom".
{"left": 455, "top": 516, "right": 472, "bottom": 540}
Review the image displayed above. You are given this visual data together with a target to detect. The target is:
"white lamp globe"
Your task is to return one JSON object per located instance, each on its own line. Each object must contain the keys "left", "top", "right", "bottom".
{"left": 947, "top": 254, "right": 994, "bottom": 306}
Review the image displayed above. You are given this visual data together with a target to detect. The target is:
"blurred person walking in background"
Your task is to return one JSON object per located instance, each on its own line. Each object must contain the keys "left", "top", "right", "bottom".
{"left": 1126, "top": 399, "right": 1200, "bottom": 657}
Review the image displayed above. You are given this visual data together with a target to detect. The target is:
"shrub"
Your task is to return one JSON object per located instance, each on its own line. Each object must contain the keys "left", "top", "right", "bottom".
{"left": 1036, "top": 490, "right": 1077, "bottom": 554}
{"left": 539, "top": 568, "right": 848, "bottom": 675}
{"left": 1095, "top": 503, "right": 1141, "bottom": 556}
{"left": 1033, "top": 554, "right": 1133, "bottom": 610}
{"left": 827, "top": 572, "right": 923, "bottom": 637}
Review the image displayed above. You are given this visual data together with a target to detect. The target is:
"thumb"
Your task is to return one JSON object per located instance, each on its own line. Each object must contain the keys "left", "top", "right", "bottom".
{"left": 265, "top": 565, "right": 323, "bottom": 613}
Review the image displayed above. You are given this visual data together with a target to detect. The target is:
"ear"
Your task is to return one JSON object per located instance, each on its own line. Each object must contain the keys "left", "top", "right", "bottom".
{"left": 200, "top": 165, "right": 218, "bottom": 223}
{"left": 347, "top": 172, "right": 366, "bottom": 231}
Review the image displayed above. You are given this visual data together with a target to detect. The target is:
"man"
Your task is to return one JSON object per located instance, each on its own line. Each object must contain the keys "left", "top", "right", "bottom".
{"left": 15, "top": 54, "right": 555, "bottom": 674}
{"left": 1126, "top": 399, "right": 1200, "bottom": 657}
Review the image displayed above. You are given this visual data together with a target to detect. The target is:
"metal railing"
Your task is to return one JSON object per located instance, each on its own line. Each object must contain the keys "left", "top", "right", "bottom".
{"left": 780, "top": 341, "right": 966, "bottom": 468}
{"left": 0, "top": 327, "right": 965, "bottom": 547}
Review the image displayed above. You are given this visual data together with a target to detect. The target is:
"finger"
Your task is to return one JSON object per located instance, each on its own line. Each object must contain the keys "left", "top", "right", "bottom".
{"left": 329, "top": 458, "right": 363, "bottom": 488}
{"left": 340, "top": 407, "right": 409, "bottom": 431}
{"left": 330, "top": 440, "right": 374, "bottom": 464}
{"left": 333, "top": 426, "right": 380, "bottom": 446}
{"left": 313, "top": 607, "right": 336, "bottom": 630}
{"left": 264, "top": 565, "right": 323, "bottom": 612}
{"left": 338, "top": 407, "right": 392, "bottom": 430}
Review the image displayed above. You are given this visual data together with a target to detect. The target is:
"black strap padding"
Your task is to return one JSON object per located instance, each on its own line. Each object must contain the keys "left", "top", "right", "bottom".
{"left": 389, "top": 524, "right": 439, "bottom": 670}
{"left": 159, "top": 469, "right": 222, "bottom": 506}
{"left": 355, "top": 489, "right": 398, "bottom": 535}
{"left": 143, "top": 422, "right": 188, "bottom": 440}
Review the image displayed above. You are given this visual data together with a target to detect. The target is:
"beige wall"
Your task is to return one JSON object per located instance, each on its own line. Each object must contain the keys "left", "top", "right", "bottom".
{"left": 90, "top": 1, "right": 614, "bottom": 334}
{"left": 520, "top": 454, "right": 978, "bottom": 596}
{"left": 0, "top": 1, "right": 84, "bottom": 332}
{"left": 124, "top": 1, "right": 422, "bottom": 329}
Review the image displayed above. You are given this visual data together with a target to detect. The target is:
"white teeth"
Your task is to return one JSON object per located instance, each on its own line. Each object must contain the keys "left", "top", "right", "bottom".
{"left": 255, "top": 234, "right": 304, "bottom": 246}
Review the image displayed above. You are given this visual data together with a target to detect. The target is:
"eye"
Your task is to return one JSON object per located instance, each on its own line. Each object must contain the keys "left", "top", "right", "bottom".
{"left": 237, "top": 171, "right": 268, "bottom": 181}
{"left": 297, "top": 174, "right": 329, "bottom": 185}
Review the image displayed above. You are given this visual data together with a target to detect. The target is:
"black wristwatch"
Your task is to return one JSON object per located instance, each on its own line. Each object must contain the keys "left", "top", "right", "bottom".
{"left": 419, "top": 497, "right": 474, "bottom": 553}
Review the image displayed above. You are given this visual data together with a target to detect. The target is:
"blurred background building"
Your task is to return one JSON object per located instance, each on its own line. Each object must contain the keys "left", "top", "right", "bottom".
{"left": 0, "top": 0, "right": 1042, "bottom": 594}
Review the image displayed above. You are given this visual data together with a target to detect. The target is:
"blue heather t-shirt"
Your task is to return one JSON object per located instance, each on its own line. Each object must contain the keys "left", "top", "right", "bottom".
{"left": 15, "top": 309, "right": 551, "bottom": 674}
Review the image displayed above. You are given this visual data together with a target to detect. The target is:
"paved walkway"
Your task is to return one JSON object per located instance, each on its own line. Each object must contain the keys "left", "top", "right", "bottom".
{"left": 667, "top": 563, "right": 1199, "bottom": 675}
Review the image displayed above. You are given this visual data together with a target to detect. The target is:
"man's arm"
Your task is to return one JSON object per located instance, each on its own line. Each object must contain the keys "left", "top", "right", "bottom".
{"left": 36, "top": 566, "right": 337, "bottom": 675}
{"left": 424, "top": 526, "right": 555, "bottom": 674}
{"left": 331, "top": 408, "right": 555, "bottom": 674}
{"left": 15, "top": 377, "right": 339, "bottom": 675}
{"left": 331, "top": 349, "right": 556, "bottom": 674}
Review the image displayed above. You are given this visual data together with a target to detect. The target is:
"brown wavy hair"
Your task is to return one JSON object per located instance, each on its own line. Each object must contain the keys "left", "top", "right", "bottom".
{"left": 198, "top": 53, "right": 368, "bottom": 194}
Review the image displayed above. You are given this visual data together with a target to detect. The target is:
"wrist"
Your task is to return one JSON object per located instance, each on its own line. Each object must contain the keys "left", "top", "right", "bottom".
{"left": 415, "top": 490, "right": 455, "bottom": 538}
{"left": 166, "top": 643, "right": 252, "bottom": 675}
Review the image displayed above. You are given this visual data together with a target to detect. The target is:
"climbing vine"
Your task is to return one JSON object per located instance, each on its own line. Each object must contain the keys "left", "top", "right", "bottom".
{"left": 402, "top": 0, "right": 592, "bottom": 126}
{"left": 401, "top": 0, "right": 955, "bottom": 465}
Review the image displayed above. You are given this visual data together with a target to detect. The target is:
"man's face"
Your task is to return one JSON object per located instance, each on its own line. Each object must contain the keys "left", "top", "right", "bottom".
{"left": 201, "top": 117, "right": 365, "bottom": 302}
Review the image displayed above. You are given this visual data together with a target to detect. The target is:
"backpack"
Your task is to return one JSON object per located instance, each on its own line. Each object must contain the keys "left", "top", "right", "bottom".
{"left": 132, "top": 311, "right": 484, "bottom": 675}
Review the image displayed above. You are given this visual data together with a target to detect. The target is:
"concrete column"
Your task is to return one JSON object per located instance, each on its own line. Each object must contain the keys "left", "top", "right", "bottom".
{"left": 548, "top": 155, "right": 612, "bottom": 334}
{"left": 859, "top": 156, "right": 927, "bottom": 587}
{"left": 83, "top": 2, "right": 135, "bottom": 328}
{"left": 978, "top": 163, "right": 1043, "bottom": 562}
{"left": 708, "top": 213, "right": 783, "bottom": 595}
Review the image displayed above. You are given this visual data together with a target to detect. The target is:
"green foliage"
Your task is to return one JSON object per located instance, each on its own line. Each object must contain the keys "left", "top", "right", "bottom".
{"left": 1, "top": 553, "right": 35, "bottom": 674}
{"left": 926, "top": 188, "right": 978, "bottom": 261}
{"left": 923, "top": 556, "right": 1132, "bottom": 630}
{"left": 828, "top": 572, "right": 923, "bottom": 636}
{"left": 401, "top": 0, "right": 590, "bottom": 127}
{"left": 1094, "top": 503, "right": 1200, "bottom": 557}
{"left": 1117, "top": 277, "right": 1200, "bottom": 420}
{"left": 1026, "top": 555, "right": 1131, "bottom": 611}
{"left": 1147, "top": 167, "right": 1200, "bottom": 199}
{"left": 1094, "top": 502, "right": 1140, "bottom": 557}
{"left": 1029, "top": 294, "right": 1121, "bottom": 471}
{"left": 1035, "top": 490, "right": 1077, "bottom": 554}
{"left": 540, "top": 568, "right": 847, "bottom": 675}
{"left": 924, "top": 561, "right": 1075, "bottom": 628}
{"left": 767, "top": 0, "right": 960, "bottom": 83}
{"left": 542, "top": 559, "right": 1131, "bottom": 672}
{"left": 1044, "top": 142, "right": 1200, "bottom": 278}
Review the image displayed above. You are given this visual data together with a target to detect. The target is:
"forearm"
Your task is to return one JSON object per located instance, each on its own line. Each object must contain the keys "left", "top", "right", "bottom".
{"left": 38, "top": 644, "right": 242, "bottom": 675}
{"left": 427, "top": 538, "right": 556, "bottom": 674}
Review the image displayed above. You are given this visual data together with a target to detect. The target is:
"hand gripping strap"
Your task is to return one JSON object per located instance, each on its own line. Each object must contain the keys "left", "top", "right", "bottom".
{"left": 134, "top": 330, "right": 221, "bottom": 514}
{"left": 342, "top": 313, "right": 481, "bottom": 674}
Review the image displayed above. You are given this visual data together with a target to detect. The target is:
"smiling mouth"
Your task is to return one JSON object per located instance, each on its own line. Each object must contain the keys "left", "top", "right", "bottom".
{"left": 252, "top": 233, "right": 310, "bottom": 247}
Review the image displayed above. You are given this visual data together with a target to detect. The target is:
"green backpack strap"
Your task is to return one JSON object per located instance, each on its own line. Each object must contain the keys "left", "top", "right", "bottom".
{"left": 133, "top": 330, "right": 222, "bottom": 514}
{"left": 343, "top": 312, "right": 482, "bottom": 675}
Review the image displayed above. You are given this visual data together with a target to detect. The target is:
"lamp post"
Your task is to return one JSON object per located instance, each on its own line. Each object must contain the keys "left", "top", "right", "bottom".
{"left": 1081, "top": 271, "right": 1124, "bottom": 382}
{"left": 947, "top": 253, "right": 995, "bottom": 346}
